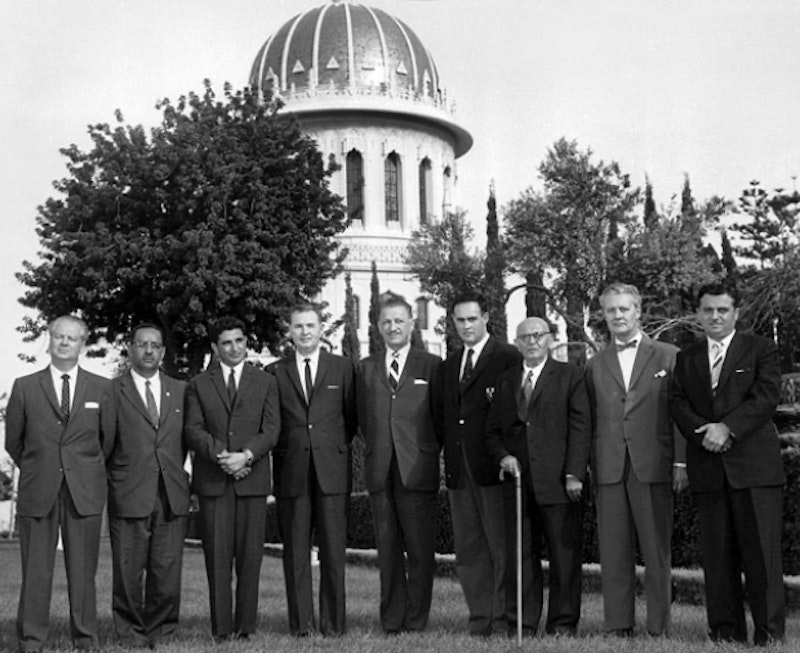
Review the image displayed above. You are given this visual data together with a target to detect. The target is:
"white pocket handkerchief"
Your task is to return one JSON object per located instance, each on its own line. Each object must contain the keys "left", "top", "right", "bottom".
{"left": 326, "top": 384, "right": 340, "bottom": 389}
{"left": 654, "top": 370, "right": 667, "bottom": 378}
{"left": 414, "top": 379, "right": 429, "bottom": 385}
{"left": 84, "top": 401, "right": 100, "bottom": 409}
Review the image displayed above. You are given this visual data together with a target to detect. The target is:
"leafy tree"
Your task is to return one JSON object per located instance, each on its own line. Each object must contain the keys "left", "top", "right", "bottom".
{"left": 341, "top": 272, "right": 361, "bottom": 364}
{"left": 504, "top": 138, "right": 639, "bottom": 355}
{"left": 483, "top": 182, "right": 508, "bottom": 341}
{"left": 405, "top": 210, "right": 484, "bottom": 355}
{"left": 367, "top": 261, "right": 384, "bottom": 357}
{"left": 16, "top": 81, "right": 348, "bottom": 378}
{"left": 643, "top": 175, "right": 658, "bottom": 230}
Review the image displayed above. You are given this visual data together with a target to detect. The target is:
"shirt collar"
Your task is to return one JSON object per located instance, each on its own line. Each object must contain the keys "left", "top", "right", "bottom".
{"left": 386, "top": 343, "right": 411, "bottom": 366}
{"left": 614, "top": 330, "right": 642, "bottom": 349}
{"left": 295, "top": 348, "right": 321, "bottom": 367}
{"left": 522, "top": 357, "right": 547, "bottom": 377}
{"left": 464, "top": 333, "right": 490, "bottom": 362}
{"left": 219, "top": 361, "right": 244, "bottom": 378}
{"left": 708, "top": 330, "right": 736, "bottom": 352}
{"left": 130, "top": 368, "right": 160, "bottom": 386}
{"left": 50, "top": 364, "right": 78, "bottom": 382}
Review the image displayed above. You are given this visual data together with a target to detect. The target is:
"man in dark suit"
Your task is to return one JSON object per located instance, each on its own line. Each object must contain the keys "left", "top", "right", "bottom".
{"left": 357, "top": 293, "right": 442, "bottom": 633}
{"left": 5, "top": 315, "right": 112, "bottom": 652}
{"left": 106, "top": 322, "right": 190, "bottom": 648}
{"left": 585, "top": 282, "right": 687, "bottom": 637}
{"left": 439, "top": 291, "right": 520, "bottom": 637}
{"left": 184, "top": 316, "right": 280, "bottom": 641}
{"left": 486, "top": 317, "right": 590, "bottom": 636}
{"left": 268, "top": 303, "right": 357, "bottom": 636}
{"left": 671, "top": 282, "right": 785, "bottom": 645}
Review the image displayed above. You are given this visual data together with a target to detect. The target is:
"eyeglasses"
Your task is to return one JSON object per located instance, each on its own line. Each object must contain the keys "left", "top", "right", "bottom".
{"left": 517, "top": 332, "right": 550, "bottom": 343}
{"left": 133, "top": 341, "right": 164, "bottom": 351}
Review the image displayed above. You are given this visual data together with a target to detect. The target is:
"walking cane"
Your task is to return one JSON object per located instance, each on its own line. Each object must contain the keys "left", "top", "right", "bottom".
{"left": 515, "top": 470, "right": 523, "bottom": 648}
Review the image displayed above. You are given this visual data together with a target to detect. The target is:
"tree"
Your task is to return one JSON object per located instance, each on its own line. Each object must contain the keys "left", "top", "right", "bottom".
{"left": 504, "top": 138, "right": 639, "bottom": 355}
{"left": 367, "top": 261, "right": 384, "bottom": 357}
{"left": 341, "top": 272, "right": 361, "bottom": 364}
{"left": 483, "top": 182, "right": 508, "bottom": 341}
{"left": 16, "top": 81, "right": 348, "bottom": 378}
{"left": 643, "top": 175, "right": 658, "bottom": 230}
{"left": 405, "top": 210, "right": 484, "bottom": 355}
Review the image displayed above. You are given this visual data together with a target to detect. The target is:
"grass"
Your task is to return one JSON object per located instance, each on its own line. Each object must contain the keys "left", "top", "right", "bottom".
{"left": 0, "top": 539, "right": 798, "bottom": 652}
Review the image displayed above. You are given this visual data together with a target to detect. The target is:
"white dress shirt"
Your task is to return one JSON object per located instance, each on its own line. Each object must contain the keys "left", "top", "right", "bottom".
{"left": 385, "top": 344, "right": 411, "bottom": 379}
{"left": 130, "top": 368, "right": 161, "bottom": 414}
{"left": 219, "top": 361, "right": 244, "bottom": 389}
{"left": 50, "top": 364, "right": 78, "bottom": 410}
{"left": 295, "top": 348, "right": 321, "bottom": 399}
{"left": 615, "top": 331, "right": 641, "bottom": 391}
{"left": 460, "top": 333, "right": 489, "bottom": 380}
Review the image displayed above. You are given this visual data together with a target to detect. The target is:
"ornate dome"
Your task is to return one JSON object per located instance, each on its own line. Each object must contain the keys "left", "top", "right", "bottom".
{"left": 249, "top": 0, "right": 472, "bottom": 157}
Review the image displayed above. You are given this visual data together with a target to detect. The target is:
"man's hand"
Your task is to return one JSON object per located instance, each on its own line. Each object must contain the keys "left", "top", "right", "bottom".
{"left": 217, "top": 450, "right": 249, "bottom": 474}
{"left": 695, "top": 422, "right": 731, "bottom": 453}
{"left": 233, "top": 466, "right": 252, "bottom": 481}
{"left": 499, "top": 455, "right": 521, "bottom": 481}
{"left": 672, "top": 466, "right": 689, "bottom": 493}
{"left": 565, "top": 475, "right": 582, "bottom": 502}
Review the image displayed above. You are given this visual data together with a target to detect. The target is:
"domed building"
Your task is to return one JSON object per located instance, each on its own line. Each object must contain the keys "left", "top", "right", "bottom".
{"left": 250, "top": 0, "right": 472, "bottom": 355}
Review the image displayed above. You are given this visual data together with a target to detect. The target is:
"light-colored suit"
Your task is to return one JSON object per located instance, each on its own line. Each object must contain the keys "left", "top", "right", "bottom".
{"left": 585, "top": 335, "right": 684, "bottom": 635}
{"left": 106, "top": 371, "right": 189, "bottom": 645}
{"left": 357, "top": 347, "right": 442, "bottom": 632}
{"left": 5, "top": 367, "right": 112, "bottom": 652}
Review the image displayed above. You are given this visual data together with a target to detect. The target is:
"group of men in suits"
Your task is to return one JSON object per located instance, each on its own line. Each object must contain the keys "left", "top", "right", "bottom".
{"left": 5, "top": 278, "right": 786, "bottom": 650}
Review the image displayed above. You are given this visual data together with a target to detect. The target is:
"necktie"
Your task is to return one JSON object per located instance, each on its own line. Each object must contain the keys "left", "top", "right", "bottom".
{"left": 61, "top": 374, "right": 70, "bottom": 422}
{"left": 461, "top": 348, "right": 474, "bottom": 382}
{"left": 389, "top": 353, "right": 400, "bottom": 390}
{"left": 615, "top": 339, "right": 638, "bottom": 352}
{"left": 304, "top": 358, "right": 314, "bottom": 404}
{"left": 710, "top": 342, "right": 724, "bottom": 392}
{"left": 523, "top": 370, "right": 534, "bottom": 405}
{"left": 145, "top": 380, "right": 159, "bottom": 426}
{"left": 227, "top": 369, "right": 237, "bottom": 404}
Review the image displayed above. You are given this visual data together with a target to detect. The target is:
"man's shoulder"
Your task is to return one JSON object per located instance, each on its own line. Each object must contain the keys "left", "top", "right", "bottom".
{"left": 78, "top": 367, "right": 111, "bottom": 387}
{"left": 13, "top": 367, "right": 49, "bottom": 386}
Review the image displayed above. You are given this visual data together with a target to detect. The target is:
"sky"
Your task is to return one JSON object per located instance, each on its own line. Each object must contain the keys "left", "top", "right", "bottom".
{"left": 2, "top": 0, "right": 800, "bottom": 450}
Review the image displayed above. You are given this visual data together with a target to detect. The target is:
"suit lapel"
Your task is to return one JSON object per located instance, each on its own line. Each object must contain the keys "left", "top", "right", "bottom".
{"left": 120, "top": 371, "right": 155, "bottom": 427}
{"left": 692, "top": 340, "right": 713, "bottom": 396}
{"left": 600, "top": 346, "right": 626, "bottom": 391}
{"left": 628, "top": 337, "right": 656, "bottom": 390}
{"left": 70, "top": 368, "right": 89, "bottom": 425}
{"left": 716, "top": 332, "right": 743, "bottom": 393}
{"left": 209, "top": 363, "right": 232, "bottom": 412}
{"left": 285, "top": 358, "right": 306, "bottom": 405}
{"left": 527, "top": 358, "right": 552, "bottom": 412}
{"left": 460, "top": 337, "right": 494, "bottom": 395}
{"left": 37, "top": 368, "right": 62, "bottom": 419}
{"left": 313, "top": 351, "right": 330, "bottom": 401}
{"left": 159, "top": 372, "right": 177, "bottom": 430}
{"left": 396, "top": 348, "right": 418, "bottom": 391}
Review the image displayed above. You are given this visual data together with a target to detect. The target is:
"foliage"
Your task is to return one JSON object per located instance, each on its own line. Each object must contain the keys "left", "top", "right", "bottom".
{"left": 367, "top": 261, "right": 383, "bottom": 357}
{"left": 341, "top": 272, "right": 361, "bottom": 364}
{"left": 405, "top": 210, "right": 484, "bottom": 355}
{"left": 16, "top": 81, "right": 348, "bottom": 378}
{"left": 483, "top": 183, "right": 508, "bottom": 341}
{"left": 504, "top": 138, "right": 639, "bottom": 351}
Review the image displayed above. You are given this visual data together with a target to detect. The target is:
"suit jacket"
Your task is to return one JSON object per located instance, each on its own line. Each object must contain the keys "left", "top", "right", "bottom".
{"left": 440, "top": 337, "right": 521, "bottom": 489}
{"left": 106, "top": 370, "right": 190, "bottom": 518}
{"left": 671, "top": 332, "right": 784, "bottom": 491}
{"left": 184, "top": 362, "right": 280, "bottom": 497}
{"left": 485, "top": 358, "right": 591, "bottom": 505}
{"left": 586, "top": 335, "right": 685, "bottom": 485}
{"left": 357, "top": 348, "right": 442, "bottom": 493}
{"left": 268, "top": 350, "right": 357, "bottom": 498}
{"left": 5, "top": 367, "right": 112, "bottom": 517}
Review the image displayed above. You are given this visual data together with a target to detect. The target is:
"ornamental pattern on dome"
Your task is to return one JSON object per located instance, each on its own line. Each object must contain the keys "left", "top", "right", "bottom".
{"left": 250, "top": 1, "right": 448, "bottom": 109}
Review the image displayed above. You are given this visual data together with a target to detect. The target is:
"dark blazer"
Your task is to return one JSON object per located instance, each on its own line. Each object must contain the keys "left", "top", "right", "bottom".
{"left": 268, "top": 351, "right": 357, "bottom": 498}
{"left": 440, "top": 337, "right": 521, "bottom": 488}
{"left": 357, "top": 348, "right": 442, "bottom": 493}
{"left": 586, "top": 335, "right": 685, "bottom": 485}
{"left": 671, "top": 332, "right": 784, "bottom": 491}
{"left": 184, "top": 362, "right": 280, "bottom": 497}
{"left": 106, "top": 371, "right": 190, "bottom": 518}
{"left": 485, "top": 358, "right": 591, "bottom": 505}
{"left": 6, "top": 367, "right": 112, "bottom": 517}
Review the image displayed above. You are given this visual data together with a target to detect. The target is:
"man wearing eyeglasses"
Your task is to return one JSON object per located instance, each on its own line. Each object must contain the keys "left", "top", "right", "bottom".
{"left": 105, "top": 323, "right": 190, "bottom": 648}
{"left": 485, "top": 317, "right": 591, "bottom": 637}
{"left": 585, "top": 282, "right": 687, "bottom": 637}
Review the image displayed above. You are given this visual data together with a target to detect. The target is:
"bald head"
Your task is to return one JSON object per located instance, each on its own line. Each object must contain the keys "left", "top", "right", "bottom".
{"left": 514, "top": 317, "right": 552, "bottom": 367}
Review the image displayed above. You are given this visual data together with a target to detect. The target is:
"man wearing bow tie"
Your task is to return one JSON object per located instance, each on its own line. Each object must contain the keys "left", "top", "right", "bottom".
{"left": 184, "top": 317, "right": 280, "bottom": 642}
{"left": 585, "top": 283, "right": 687, "bottom": 637}
{"left": 486, "top": 317, "right": 591, "bottom": 637}
{"left": 106, "top": 323, "right": 189, "bottom": 648}
{"left": 5, "top": 315, "right": 112, "bottom": 652}
{"left": 268, "top": 304, "right": 357, "bottom": 636}
{"left": 357, "top": 293, "right": 442, "bottom": 633}
{"left": 671, "top": 283, "right": 785, "bottom": 645}
{"left": 439, "top": 292, "right": 520, "bottom": 637}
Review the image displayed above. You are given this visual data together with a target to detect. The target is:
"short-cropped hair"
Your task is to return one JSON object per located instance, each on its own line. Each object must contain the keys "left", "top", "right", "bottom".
{"left": 379, "top": 292, "right": 413, "bottom": 318}
{"left": 696, "top": 281, "right": 741, "bottom": 308}
{"left": 130, "top": 322, "right": 165, "bottom": 343}
{"left": 599, "top": 282, "right": 642, "bottom": 310}
{"left": 451, "top": 291, "right": 488, "bottom": 314}
{"left": 288, "top": 302, "right": 323, "bottom": 323}
{"left": 210, "top": 316, "right": 246, "bottom": 343}
{"left": 48, "top": 315, "right": 89, "bottom": 341}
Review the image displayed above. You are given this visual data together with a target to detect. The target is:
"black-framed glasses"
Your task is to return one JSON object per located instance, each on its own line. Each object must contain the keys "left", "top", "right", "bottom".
{"left": 517, "top": 332, "right": 550, "bottom": 343}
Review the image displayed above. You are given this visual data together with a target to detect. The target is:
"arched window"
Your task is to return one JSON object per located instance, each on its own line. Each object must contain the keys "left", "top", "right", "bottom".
{"left": 352, "top": 294, "right": 361, "bottom": 330}
{"left": 418, "top": 157, "right": 433, "bottom": 225}
{"left": 384, "top": 152, "right": 402, "bottom": 224}
{"left": 346, "top": 150, "right": 364, "bottom": 222}
{"left": 416, "top": 297, "right": 429, "bottom": 330}
{"left": 442, "top": 166, "right": 453, "bottom": 215}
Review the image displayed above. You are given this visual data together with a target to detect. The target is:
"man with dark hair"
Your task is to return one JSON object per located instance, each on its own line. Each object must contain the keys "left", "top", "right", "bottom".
{"left": 486, "top": 317, "right": 590, "bottom": 637}
{"left": 439, "top": 291, "right": 520, "bottom": 637}
{"left": 268, "top": 303, "right": 357, "bottom": 636}
{"left": 106, "top": 322, "right": 189, "bottom": 648}
{"left": 6, "top": 315, "right": 112, "bottom": 652}
{"left": 672, "top": 282, "right": 785, "bottom": 645}
{"left": 585, "top": 282, "right": 687, "bottom": 637}
{"left": 185, "top": 316, "right": 280, "bottom": 641}
{"left": 357, "top": 293, "right": 442, "bottom": 633}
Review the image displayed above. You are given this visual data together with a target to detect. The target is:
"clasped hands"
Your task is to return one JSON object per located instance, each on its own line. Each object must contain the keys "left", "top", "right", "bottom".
{"left": 498, "top": 455, "right": 583, "bottom": 502}
{"left": 216, "top": 449, "right": 251, "bottom": 480}
{"left": 694, "top": 422, "right": 733, "bottom": 454}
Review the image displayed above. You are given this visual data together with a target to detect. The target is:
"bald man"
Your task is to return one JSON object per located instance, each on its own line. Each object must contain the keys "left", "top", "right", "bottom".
{"left": 485, "top": 317, "right": 591, "bottom": 637}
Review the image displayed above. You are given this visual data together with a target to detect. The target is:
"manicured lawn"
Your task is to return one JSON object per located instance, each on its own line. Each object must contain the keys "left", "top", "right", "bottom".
{"left": 0, "top": 538, "right": 797, "bottom": 651}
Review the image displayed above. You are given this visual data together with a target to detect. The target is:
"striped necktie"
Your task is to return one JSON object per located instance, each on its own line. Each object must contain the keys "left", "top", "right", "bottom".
{"left": 145, "top": 380, "right": 159, "bottom": 427}
{"left": 389, "top": 352, "right": 400, "bottom": 390}
{"left": 61, "top": 374, "right": 71, "bottom": 422}
{"left": 710, "top": 342, "right": 724, "bottom": 392}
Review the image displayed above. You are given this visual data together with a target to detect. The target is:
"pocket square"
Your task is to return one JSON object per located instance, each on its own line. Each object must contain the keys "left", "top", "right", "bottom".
{"left": 84, "top": 401, "right": 100, "bottom": 409}
{"left": 326, "top": 384, "right": 340, "bottom": 389}
{"left": 654, "top": 370, "right": 667, "bottom": 378}
{"left": 735, "top": 368, "right": 750, "bottom": 373}
{"left": 414, "top": 379, "right": 429, "bottom": 385}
